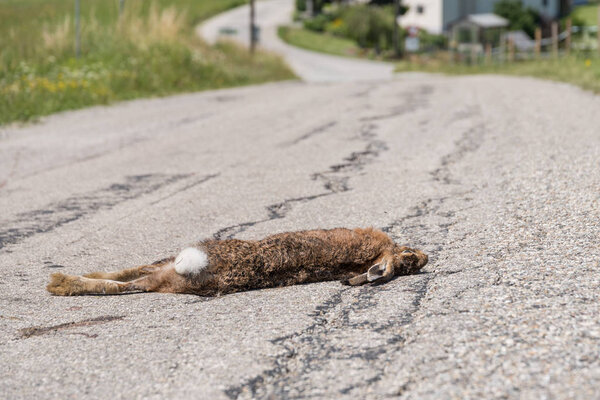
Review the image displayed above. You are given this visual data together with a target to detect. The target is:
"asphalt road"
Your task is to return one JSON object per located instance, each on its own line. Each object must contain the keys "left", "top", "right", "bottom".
{"left": 198, "top": 0, "right": 395, "bottom": 82}
{"left": 1, "top": 72, "right": 599, "bottom": 398}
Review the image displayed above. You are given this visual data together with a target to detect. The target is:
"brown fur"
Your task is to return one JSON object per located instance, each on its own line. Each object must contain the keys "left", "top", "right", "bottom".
{"left": 47, "top": 227, "right": 428, "bottom": 296}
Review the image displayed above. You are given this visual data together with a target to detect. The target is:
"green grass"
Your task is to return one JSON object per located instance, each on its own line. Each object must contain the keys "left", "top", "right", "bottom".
{"left": 395, "top": 56, "right": 600, "bottom": 93}
{"left": 0, "top": 0, "right": 295, "bottom": 125}
{"left": 571, "top": 3, "right": 599, "bottom": 26}
{"left": 278, "top": 26, "right": 363, "bottom": 58}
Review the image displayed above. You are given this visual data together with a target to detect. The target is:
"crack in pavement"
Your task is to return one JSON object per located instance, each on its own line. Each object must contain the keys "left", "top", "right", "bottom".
{"left": 282, "top": 121, "right": 338, "bottom": 147}
{"left": 18, "top": 315, "right": 125, "bottom": 339}
{"left": 149, "top": 173, "right": 220, "bottom": 206}
{"left": 359, "top": 85, "right": 433, "bottom": 122}
{"left": 213, "top": 123, "right": 388, "bottom": 241}
{"left": 214, "top": 84, "right": 435, "bottom": 241}
{"left": 223, "top": 107, "right": 488, "bottom": 398}
{"left": 431, "top": 123, "right": 485, "bottom": 185}
{"left": 222, "top": 85, "right": 439, "bottom": 399}
{"left": 0, "top": 173, "right": 217, "bottom": 252}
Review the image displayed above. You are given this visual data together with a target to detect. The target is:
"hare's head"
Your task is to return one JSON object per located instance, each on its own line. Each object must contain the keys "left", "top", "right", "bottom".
{"left": 392, "top": 245, "right": 428, "bottom": 274}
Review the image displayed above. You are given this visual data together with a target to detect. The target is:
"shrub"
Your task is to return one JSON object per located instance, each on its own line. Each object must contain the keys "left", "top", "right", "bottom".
{"left": 303, "top": 13, "right": 334, "bottom": 32}
{"left": 295, "top": 0, "right": 333, "bottom": 14}
{"left": 418, "top": 31, "right": 447, "bottom": 51}
{"left": 339, "top": 5, "right": 395, "bottom": 51}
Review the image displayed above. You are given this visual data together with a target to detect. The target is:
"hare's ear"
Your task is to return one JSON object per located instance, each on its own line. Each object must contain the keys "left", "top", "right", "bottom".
{"left": 367, "top": 262, "right": 386, "bottom": 282}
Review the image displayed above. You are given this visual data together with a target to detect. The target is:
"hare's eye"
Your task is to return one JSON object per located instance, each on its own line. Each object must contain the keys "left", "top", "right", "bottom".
{"left": 401, "top": 250, "right": 412, "bottom": 255}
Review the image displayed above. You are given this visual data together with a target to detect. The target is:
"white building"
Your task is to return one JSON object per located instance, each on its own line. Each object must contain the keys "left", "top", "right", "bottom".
{"left": 399, "top": 0, "right": 571, "bottom": 34}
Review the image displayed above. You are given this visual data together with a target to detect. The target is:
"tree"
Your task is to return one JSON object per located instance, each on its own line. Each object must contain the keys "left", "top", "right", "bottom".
{"left": 296, "top": 0, "right": 333, "bottom": 14}
{"left": 493, "top": 0, "right": 541, "bottom": 38}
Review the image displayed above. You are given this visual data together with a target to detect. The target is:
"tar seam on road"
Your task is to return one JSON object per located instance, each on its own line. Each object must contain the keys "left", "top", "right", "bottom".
{"left": 18, "top": 315, "right": 125, "bottom": 339}
{"left": 222, "top": 85, "right": 446, "bottom": 398}
{"left": 0, "top": 173, "right": 218, "bottom": 251}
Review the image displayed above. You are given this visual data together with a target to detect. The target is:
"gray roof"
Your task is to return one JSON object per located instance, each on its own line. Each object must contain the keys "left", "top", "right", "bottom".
{"left": 454, "top": 13, "right": 510, "bottom": 29}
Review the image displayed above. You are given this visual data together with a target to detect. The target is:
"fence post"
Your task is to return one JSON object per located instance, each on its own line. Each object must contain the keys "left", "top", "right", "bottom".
{"left": 508, "top": 37, "right": 515, "bottom": 62}
{"left": 551, "top": 21, "right": 558, "bottom": 59}
{"left": 470, "top": 24, "right": 477, "bottom": 64}
{"left": 565, "top": 18, "right": 571, "bottom": 56}
{"left": 535, "top": 27, "right": 541, "bottom": 59}
{"left": 485, "top": 43, "right": 492, "bottom": 65}
{"left": 75, "top": 0, "right": 81, "bottom": 58}
{"left": 119, "top": 0, "right": 125, "bottom": 17}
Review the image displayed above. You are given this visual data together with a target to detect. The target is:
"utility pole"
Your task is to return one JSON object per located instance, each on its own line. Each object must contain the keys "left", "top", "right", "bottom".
{"left": 75, "top": 0, "right": 81, "bottom": 58}
{"left": 393, "top": 0, "right": 401, "bottom": 58}
{"left": 250, "top": 0, "right": 256, "bottom": 53}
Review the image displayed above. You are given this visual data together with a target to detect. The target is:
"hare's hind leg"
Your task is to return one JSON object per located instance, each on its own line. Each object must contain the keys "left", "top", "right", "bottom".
{"left": 46, "top": 258, "right": 175, "bottom": 296}
{"left": 47, "top": 260, "right": 195, "bottom": 296}
{"left": 83, "top": 257, "right": 175, "bottom": 282}
{"left": 47, "top": 273, "right": 148, "bottom": 296}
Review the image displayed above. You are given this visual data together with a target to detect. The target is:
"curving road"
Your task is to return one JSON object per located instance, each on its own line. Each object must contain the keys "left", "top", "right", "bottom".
{"left": 198, "top": 0, "right": 395, "bottom": 82}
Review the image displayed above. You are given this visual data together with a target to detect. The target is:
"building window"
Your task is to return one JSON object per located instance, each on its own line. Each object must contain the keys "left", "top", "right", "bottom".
{"left": 417, "top": 5, "right": 425, "bottom": 14}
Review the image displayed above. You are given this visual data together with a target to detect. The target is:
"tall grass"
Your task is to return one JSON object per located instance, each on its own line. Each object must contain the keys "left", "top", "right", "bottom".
{"left": 0, "top": 0, "right": 294, "bottom": 125}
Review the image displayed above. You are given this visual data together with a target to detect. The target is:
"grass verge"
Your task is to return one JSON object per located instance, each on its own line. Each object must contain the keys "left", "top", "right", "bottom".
{"left": 0, "top": 1, "right": 295, "bottom": 125}
{"left": 278, "top": 26, "right": 368, "bottom": 59}
{"left": 571, "top": 4, "right": 599, "bottom": 26}
{"left": 395, "top": 56, "right": 600, "bottom": 94}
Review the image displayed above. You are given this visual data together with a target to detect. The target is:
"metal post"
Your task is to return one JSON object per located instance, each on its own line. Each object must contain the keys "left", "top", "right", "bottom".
{"left": 75, "top": 0, "right": 81, "bottom": 58}
{"left": 551, "top": 21, "right": 558, "bottom": 59}
{"left": 119, "top": 0, "right": 125, "bottom": 17}
{"left": 566, "top": 18, "right": 571, "bottom": 56}
{"left": 307, "top": 0, "right": 314, "bottom": 17}
{"left": 250, "top": 0, "right": 256, "bottom": 53}
{"left": 393, "top": 0, "right": 401, "bottom": 58}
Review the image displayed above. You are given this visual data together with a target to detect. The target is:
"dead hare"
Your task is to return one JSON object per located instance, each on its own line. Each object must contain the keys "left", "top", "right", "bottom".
{"left": 47, "top": 227, "right": 428, "bottom": 296}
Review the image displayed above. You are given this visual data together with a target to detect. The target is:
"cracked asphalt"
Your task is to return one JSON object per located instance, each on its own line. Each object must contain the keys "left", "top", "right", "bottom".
{"left": 1, "top": 75, "right": 599, "bottom": 399}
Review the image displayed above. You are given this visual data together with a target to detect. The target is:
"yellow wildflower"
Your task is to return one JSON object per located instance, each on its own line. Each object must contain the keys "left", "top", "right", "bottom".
{"left": 585, "top": 59, "right": 592, "bottom": 68}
